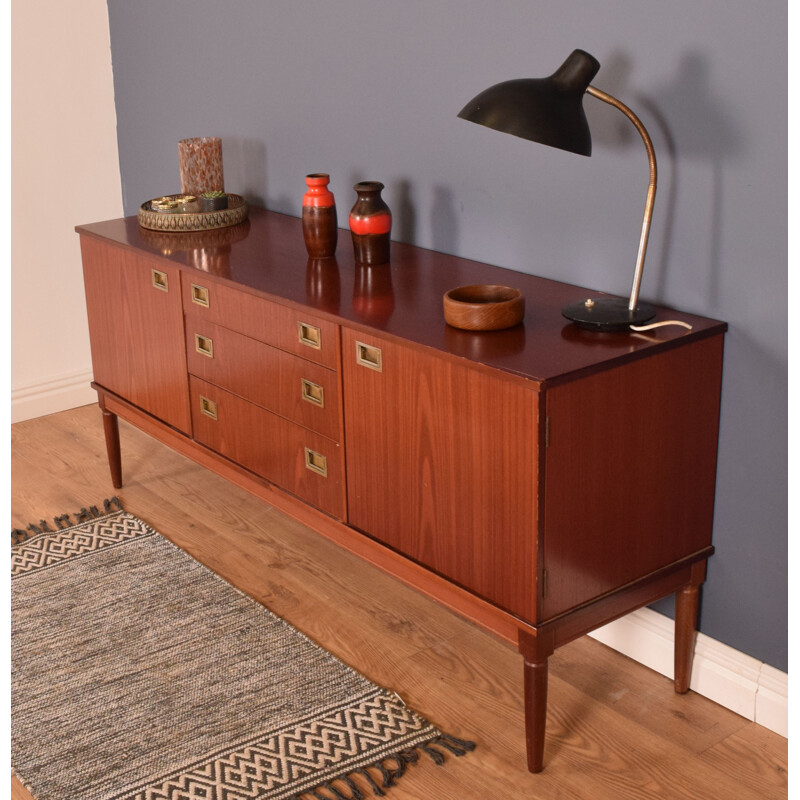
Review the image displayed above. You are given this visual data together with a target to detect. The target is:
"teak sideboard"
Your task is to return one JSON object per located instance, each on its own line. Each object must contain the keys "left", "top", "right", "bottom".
{"left": 76, "top": 208, "right": 726, "bottom": 773}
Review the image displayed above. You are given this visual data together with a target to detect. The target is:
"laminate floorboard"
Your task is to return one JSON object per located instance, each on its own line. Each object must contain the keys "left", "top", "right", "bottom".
{"left": 10, "top": 406, "right": 788, "bottom": 799}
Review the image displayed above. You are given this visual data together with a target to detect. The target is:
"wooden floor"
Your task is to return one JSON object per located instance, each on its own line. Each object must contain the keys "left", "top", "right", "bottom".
{"left": 11, "top": 405, "right": 788, "bottom": 800}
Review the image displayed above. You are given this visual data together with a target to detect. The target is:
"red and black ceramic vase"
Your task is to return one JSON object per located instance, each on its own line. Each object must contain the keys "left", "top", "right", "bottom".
{"left": 302, "top": 173, "right": 338, "bottom": 258}
{"left": 349, "top": 181, "right": 391, "bottom": 265}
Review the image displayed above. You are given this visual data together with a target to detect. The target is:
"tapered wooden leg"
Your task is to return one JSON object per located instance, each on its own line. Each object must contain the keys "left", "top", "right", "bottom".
{"left": 101, "top": 408, "right": 123, "bottom": 489}
{"left": 523, "top": 656, "right": 549, "bottom": 773}
{"left": 674, "top": 561, "right": 706, "bottom": 693}
{"left": 518, "top": 629, "right": 555, "bottom": 773}
{"left": 674, "top": 585, "right": 699, "bottom": 693}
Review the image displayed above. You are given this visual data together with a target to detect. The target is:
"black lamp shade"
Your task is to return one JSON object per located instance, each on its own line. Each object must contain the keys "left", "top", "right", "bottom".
{"left": 458, "top": 49, "right": 601, "bottom": 156}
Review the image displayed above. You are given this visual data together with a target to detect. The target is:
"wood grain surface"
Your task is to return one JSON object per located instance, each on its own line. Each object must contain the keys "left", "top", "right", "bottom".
{"left": 180, "top": 271, "right": 341, "bottom": 370}
{"left": 341, "top": 327, "right": 540, "bottom": 622}
{"left": 11, "top": 406, "right": 787, "bottom": 800}
{"left": 188, "top": 376, "right": 345, "bottom": 520}
{"left": 542, "top": 334, "right": 725, "bottom": 617}
{"left": 80, "top": 237, "right": 192, "bottom": 434}
{"left": 184, "top": 315, "right": 342, "bottom": 441}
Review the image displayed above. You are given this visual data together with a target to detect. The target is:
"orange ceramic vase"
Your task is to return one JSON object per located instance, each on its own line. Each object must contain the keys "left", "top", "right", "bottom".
{"left": 302, "top": 173, "right": 338, "bottom": 258}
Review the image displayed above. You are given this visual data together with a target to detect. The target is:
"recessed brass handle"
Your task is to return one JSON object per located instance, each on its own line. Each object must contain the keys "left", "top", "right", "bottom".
{"left": 355, "top": 341, "right": 382, "bottom": 372}
{"left": 191, "top": 283, "right": 210, "bottom": 307}
{"left": 298, "top": 322, "right": 322, "bottom": 350}
{"left": 304, "top": 447, "right": 328, "bottom": 477}
{"left": 194, "top": 333, "right": 214, "bottom": 358}
{"left": 199, "top": 395, "right": 218, "bottom": 420}
{"left": 301, "top": 379, "right": 325, "bottom": 408}
{"left": 151, "top": 269, "right": 169, "bottom": 291}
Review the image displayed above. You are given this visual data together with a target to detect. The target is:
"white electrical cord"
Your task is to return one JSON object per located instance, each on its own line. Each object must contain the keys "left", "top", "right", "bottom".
{"left": 629, "top": 320, "right": 693, "bottom": 332}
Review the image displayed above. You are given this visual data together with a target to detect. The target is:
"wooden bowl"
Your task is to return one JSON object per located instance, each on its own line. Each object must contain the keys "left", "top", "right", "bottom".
{"left": 443, "top": 284, "right": 525, "bottom": 331}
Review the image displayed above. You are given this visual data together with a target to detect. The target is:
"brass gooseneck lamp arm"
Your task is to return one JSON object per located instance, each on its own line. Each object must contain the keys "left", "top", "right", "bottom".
{"left": 585, "top": 85, "right": 657, "bottom": 313}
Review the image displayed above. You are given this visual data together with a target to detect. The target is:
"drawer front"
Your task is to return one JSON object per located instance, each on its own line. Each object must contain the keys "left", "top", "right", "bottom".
{"left": 189, "top": 376, "right": 344, "bottom": 519}
{"left": 185, "top": 317, "right": 341, "bottom": 441}
{"left": 182, "top": 278, "right": 339, "bottom": 369}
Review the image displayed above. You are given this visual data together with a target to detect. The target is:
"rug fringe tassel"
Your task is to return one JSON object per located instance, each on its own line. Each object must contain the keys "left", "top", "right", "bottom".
{"left": 435, "top": 732, "right": 478, "bottom": 756}
{"left": 11, "top": 497, "right": 123, "bottom": 545}
{"left": 288, "top": 733, "right": 476, "bottom": 800}
{"left": 355, "top": 767, "right": 385, "bottom": 796}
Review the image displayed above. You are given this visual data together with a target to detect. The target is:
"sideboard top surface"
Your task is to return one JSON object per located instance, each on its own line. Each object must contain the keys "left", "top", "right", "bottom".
{"left": 76, "top": 208, "right": 726, "bottom": 385}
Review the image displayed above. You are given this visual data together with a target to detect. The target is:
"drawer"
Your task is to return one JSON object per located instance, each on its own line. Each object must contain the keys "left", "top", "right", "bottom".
{"left": 182, "top": 277, "right": 339, "bottom": 369}
{"left": 189, "top": 376, "right": 345, "bottom": 520}
{"left": 185, "top": 317, "right": 341, "bottom": 441}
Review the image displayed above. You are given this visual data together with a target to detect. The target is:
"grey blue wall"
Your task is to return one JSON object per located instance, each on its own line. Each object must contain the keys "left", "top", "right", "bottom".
{"left": 107, "top": 1, "right": 787, "bottom": 671}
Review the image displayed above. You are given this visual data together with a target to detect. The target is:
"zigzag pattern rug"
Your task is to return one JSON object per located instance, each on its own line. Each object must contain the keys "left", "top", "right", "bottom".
{"left": 11, "top": 500, "right": 474, "bottom": 800}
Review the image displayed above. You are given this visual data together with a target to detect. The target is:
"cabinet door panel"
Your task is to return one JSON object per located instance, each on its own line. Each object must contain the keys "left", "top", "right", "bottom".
{"left": 342, "top": 328, "right": 540, "bottom": 622}
{"left": 542, "top": 335, "right": 724, "bottom": 619}
{"left": 80, "top": 237, "right": 191, "bottom": 434}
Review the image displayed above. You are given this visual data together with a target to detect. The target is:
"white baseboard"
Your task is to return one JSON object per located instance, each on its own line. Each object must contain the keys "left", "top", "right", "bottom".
{"left": 11, "top": 370, "right": 96, "bottom": 423}
{"left": 588, "top": 607, "right": 787, "bottom": 738}
{"left": 755, "top": 664, "right": 790, "bottom": 736}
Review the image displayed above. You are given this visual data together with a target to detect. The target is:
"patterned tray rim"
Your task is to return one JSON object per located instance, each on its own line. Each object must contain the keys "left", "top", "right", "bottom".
{"left": 138, "top": 193, "right": 248, "bottom": 232}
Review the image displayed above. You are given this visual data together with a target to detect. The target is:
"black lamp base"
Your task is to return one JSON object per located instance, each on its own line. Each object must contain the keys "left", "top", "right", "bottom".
{"left": 562, "top": 297, "right": 656, "bottom": 332}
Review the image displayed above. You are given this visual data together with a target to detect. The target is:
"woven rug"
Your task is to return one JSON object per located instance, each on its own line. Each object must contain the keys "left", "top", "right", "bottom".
{"left": 11, "top": 499, "right": 474, "bottom": 800}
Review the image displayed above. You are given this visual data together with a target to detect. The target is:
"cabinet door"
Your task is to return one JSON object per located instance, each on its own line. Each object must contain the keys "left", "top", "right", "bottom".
{"left": 342, "top": 328, "right": 540, "bottom": 622}
{"left": 80, "top": 236, "right": 191, "bottom": 434}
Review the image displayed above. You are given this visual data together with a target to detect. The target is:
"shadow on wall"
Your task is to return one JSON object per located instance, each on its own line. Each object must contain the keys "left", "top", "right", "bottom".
{"left": 382, "top": 181, "right": 460, "bottom": 258}
{"left": 586, "top": 50, "right": 741, "bottom": 310}
{"left": 377, "top": 180, "right": 461, "bottom": 259}
{"left": 432, "top": 185, "right": 459, "bottom": 256}
{"left": 394, "top": 180, "right": 417, "bottom": 244}
{"left": 647, "top": 52, "right": 742, "bottom": 310}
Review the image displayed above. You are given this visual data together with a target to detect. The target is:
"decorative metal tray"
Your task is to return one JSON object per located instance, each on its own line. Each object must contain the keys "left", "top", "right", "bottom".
{"left": 138, "top": 193, "right": 248, "bottom": 232}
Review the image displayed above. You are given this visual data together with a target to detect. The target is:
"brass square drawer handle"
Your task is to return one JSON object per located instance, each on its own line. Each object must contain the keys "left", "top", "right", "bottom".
{"left": 298, "top": 321, "right": 322, "bottom": 350}
{"left": 199, "top": 395, "right": 218, "bottom": 420}
{"left": 304, "top": 447, "right": 328, "bottom": 477}
{"left": 355, "top": 341, "right": 382, "bottom": 371}
{"left": 191, "top": 283, "right": 210, "bottom": 307}
{"left": 151, "top": 269, "right": 169, "bottom": 292}
{"left": 301, "top": 379, "right": 325, "bottom": 408}
{"left": 194, "top": 333, "right": 214, "bottom": 358}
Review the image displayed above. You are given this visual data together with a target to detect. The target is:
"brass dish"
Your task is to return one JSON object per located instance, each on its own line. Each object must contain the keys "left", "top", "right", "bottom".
{"left": 443, "top": 284, "right": 525, "bottom": 330}
{"left": 138, "top": 193, "right": 248, "bottom": 232}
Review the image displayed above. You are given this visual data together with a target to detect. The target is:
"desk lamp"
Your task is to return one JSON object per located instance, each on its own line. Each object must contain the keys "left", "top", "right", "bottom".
{"left": 458, "top": 49, "right": 658, "bottom": 332}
